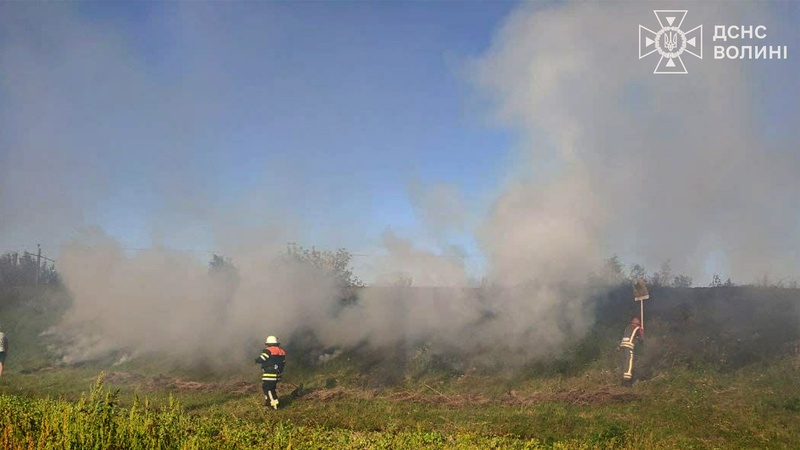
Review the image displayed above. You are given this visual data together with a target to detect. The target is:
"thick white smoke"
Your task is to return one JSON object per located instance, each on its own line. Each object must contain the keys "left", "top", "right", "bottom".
{"left": 473, "top": 1, "right": 799, "bottom": 285}
{"left": 4, "top": 2, "right": 798, "bottom": 367}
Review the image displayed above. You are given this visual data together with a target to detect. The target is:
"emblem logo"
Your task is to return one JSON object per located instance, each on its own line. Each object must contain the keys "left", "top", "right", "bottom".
{"left": 639, "top": 10, "right": 703, "bottom": 74}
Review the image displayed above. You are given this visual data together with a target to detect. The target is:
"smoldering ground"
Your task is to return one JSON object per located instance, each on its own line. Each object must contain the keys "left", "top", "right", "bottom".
{"left": 2, "top": 2, "right": 798, "bottom": 370}
{"left": 49, "top": 228, "right": 596, "bottom": 369}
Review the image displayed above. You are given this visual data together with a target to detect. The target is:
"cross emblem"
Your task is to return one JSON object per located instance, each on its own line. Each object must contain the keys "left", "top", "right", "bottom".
{"left": 639, "top": 10, "right": 703, "bottom": 74}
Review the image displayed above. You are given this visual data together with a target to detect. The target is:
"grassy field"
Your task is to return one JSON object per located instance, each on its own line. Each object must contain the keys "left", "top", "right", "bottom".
{"left": 2, "top": 360, "right": 800, "bottom": 449}
{"left": 2, "top": 286, "right": 800, "bottom": 449}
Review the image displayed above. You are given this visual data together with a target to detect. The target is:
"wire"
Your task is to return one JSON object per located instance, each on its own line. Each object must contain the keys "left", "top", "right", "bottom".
{"left": 5, "top": 245, "right": 488, "bottom": 262}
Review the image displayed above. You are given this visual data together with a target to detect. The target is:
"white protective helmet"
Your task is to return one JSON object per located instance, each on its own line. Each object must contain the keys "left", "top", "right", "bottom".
{"left": 265, "top": 335, "right": 279, "bottom": 345}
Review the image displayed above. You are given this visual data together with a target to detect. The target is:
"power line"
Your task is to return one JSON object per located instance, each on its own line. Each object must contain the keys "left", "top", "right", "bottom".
{"left": 116, "top": 246, "right": 217, "bottom": 255}
{"left": 349, "top": 252, "right": 485, "bottom": 258}
{"left": 23, "top": 251, "right": 55, "bottom": 264}
{"left": 6, "top": 244, "right": 485, "bottom": 259}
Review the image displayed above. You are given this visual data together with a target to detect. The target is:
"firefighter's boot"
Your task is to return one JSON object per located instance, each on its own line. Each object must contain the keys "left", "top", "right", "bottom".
{"left": 268, "top": 391, "right": 279, "bottom": 410}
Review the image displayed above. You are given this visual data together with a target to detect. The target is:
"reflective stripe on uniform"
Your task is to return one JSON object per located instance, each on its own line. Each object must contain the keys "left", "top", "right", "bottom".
{"left": 619, "top": 326, "right": 640, "bottom": 349}
{"left": 267, "top": 391, "right": 279, "bottom": 409}
{"left": 623, "top": 349, "right": 634, "bottom": 380}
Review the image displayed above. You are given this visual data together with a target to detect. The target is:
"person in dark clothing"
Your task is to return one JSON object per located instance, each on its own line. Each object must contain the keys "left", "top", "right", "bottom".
{"left": 255, "top": 335, "right": 286, "bottom": 409}
{"left": 0, "top": 326, "right": 7, "bottom": 377}
{"left": 619, "top": 317, "right": 644, "bottom": 385}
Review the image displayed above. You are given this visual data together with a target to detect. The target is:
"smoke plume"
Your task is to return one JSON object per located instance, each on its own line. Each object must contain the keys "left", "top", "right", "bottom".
{"left": 473, "top": 1, "right": 799, "bottom": 284}
{"left": 2, "top": 2, "right": 797, "bottom": 368}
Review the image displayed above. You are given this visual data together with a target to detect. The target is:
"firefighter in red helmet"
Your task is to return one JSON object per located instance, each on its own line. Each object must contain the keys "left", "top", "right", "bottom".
{"left": 619, "top": 317, "right": 644, "bottom": 385}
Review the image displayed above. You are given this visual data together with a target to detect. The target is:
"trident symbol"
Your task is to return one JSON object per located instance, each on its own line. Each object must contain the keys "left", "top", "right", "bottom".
{"left": 639, "top": 10, "right": 703, "bottom": 74}
{"left": 663, "top": 31, "right": 678, "bottom": 51}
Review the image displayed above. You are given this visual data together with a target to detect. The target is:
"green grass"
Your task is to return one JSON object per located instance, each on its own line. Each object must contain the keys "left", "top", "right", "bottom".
{"left": 2, "top": 357, "right": 800, "bottom": 449}
{"left": 3, "top": 286, "right": 800, "bottom": 448}
{"left": 0, "top": 374, "right": 571, "bottom": 449}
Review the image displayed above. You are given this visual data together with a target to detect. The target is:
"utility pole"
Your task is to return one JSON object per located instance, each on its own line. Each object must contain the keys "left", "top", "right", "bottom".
{"left": 24, "top": 246, "right": 55, "bottom": 286}
{"left": 36, "top": 244, "right": 42, "bottom": 285}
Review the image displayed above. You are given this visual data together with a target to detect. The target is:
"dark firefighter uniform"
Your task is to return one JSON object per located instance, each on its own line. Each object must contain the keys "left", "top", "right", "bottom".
{"left": 0, "top": 327, "right": 7, "bottom": 377}
{"left": 255, "top": 336, "right": 286, "bottom": 409}
{"left": 619, "top": 318, "right": 644, "bottom": 383}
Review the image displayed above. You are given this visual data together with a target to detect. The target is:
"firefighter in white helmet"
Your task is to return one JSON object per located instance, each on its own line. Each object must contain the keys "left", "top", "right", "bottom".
{"left": 254, "top": 335, "right": 286, "bottom": 409}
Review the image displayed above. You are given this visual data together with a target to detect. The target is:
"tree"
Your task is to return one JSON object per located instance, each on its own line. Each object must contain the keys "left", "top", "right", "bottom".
{"left": 0, "top": 251, "right": 59, "bottom": 287}
{"left": 649, "top": 260, "right": 672, "bottom": 287}
{"left": 672, "top": 274, "right": 693, "bottom": 288}
{"left": 755, "top": 273, "right": 771, "bottom": 287}
{"left": 710, "top": 274, "right": 735, "bottom": 287}
{"left": 0, "top": 252, "right": 22, "bottom": 285}
{"left": 391, "top": 273, "right": 413, "bottom": 288}
{"left": 38, "top": 262, "right": 59, "bottom": 286}
{"left": 588, "top": 255, "right": 626, "bottom": 286}
{"left": 209, "top": 254, "right": 239, "bottom": 286}
{"left": 285, "top": 243, "right": 365, "bottom": 288}
{"left": 603, "top": 255, "right": 626, "bottom": 285}
{"left": 207, "top": 254, "right": 239, "bottom": 317}
{"left": 629, "top": 264, "right": 647, "bottom": 283}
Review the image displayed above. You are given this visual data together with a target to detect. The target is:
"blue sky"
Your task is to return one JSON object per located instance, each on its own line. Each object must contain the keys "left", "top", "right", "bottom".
{"left": 1, "top": 1, "right": 797, "bottom": 284}
{"left": 84, "top": 1, "right": 518, "bottom": 267}
{"left": 1, "top": 1, "right": 520, "bottom": 276}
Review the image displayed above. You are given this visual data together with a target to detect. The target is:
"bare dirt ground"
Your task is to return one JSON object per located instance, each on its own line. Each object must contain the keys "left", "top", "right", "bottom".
{"left": 103, "top": 371, "right": 261, "bottom": 395}
{"left": 298, "top": 385, "right": 638, "bottom": 406}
